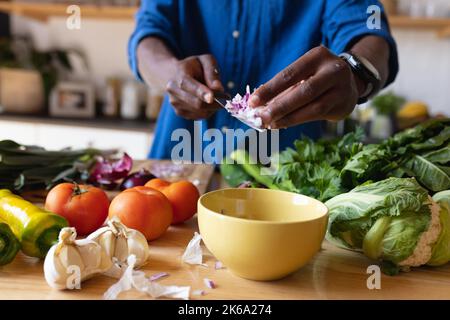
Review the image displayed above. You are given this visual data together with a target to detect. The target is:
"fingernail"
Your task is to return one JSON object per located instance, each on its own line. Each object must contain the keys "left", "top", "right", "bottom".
{"left": 249, "top": 95, "right": 261, "bottom": 107}
{"left": 203, "top": 92, "right": 213, "bottom": 103}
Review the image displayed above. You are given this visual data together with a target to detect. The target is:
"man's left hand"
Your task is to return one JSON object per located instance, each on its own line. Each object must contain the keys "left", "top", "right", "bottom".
{"left": 249, "top": 46, "right": 366, "bottom": 129}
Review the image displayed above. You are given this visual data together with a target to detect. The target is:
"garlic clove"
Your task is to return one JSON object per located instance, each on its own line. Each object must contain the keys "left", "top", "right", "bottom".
{"left": 77, "top": 243, "right": 102, "bottom": 272}
{"left": 88, "top": 227, "right": 116, "bottom": 259}
{"left": 114, "top": 236, "right": 129, "bottom": 263}
{"left": 58, "top": 245, "right": 85, "bottom": 272}
{"left": 127, "top": 231, "right": 149, "bottom": 266}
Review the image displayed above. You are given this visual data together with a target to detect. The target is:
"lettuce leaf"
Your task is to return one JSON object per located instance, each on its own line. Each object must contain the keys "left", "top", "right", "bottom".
{"left": 325, "top": 178, "right": 431, "bottom": 267}
{"left": 428, "top": 190, "right": 450, "bottom": 266}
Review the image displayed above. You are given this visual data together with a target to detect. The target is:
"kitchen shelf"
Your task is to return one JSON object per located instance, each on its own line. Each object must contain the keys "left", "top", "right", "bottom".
{"left": 0, "top": 113, "right": 154, "bottom": 133}
{"left": 389, "top": 15, "right": 450, "bottom": 38}
{"left": 0, "top": 1, "right": 137, "bottom": 21}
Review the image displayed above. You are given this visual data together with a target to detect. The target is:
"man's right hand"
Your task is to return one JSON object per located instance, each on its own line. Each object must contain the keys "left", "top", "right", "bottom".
{"left": 166, "top": 54, "right": 224, "bottom": 120}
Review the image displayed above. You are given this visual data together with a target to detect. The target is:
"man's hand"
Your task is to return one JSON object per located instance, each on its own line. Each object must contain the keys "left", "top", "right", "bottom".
{"left": 249, "top": 46, "right": 365, "bottom": 129}
{"left": 166, "top": 54, "right": 224, "bottom": 120}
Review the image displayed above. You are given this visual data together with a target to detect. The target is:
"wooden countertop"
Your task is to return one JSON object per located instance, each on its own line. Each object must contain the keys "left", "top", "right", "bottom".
{"left": 2, "top": 216, "right": 450, "bottom": 300}
{"left": 1, "top": 172, "right": 450, "bottom": 300}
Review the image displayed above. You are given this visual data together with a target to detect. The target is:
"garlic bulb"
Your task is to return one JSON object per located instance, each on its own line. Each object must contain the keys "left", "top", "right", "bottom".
{"left": 87, "top": 217, "right": 149, "bottom": 276}
{"left": 44, "top": 227, "right": 112, "bottom": 290}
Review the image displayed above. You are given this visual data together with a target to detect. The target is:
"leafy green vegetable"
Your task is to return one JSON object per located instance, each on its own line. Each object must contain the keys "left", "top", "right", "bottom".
{"left": 342, "top": 118, "right": 450, "bottom": 193}
{"left": 403, "top": 155, "right": 450, "bottom": 192}
{"left": 428, "top": 190, "right": 450, "bottom": 266}
{"left": 371, "top": 91, "right": 406, "bottom": 115}
{"left": 325, "top": 178, "right": 432, "bottom": 270}
{"left": 220, "top": 162, "right": 253, "bottom": 187}
{"left": 0, "top": 140, "right": 113, "bottom": 191}
{"left": 229, "top": 150, "right": 280, "bottom": 190}
{"left": 222, "top": 128, "right": 364, "bottom": 201}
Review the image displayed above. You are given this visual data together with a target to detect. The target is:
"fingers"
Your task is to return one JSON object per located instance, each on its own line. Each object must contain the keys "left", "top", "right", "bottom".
{"left": 269, "top": 91, "right": 336, "bottom": 128}
{"left": 269, "top": 89, "right": 351, "bottom": 129}
{"left": 168, "top": 81, "right": 220, "bottom": 120}
{"left": 257, "top": 60, "right": 344, "bottom": 125}
{"left": 249, "top": 46, "right": 331, "bottom": 107}
{"left": 198, "top": 54, "right": 224, "bottom": 92}
{"left": 166, "top": 54, "right": 224, "bottom": 120}
{"left": 169, "top": 73, "right": 215, "bottom": 104}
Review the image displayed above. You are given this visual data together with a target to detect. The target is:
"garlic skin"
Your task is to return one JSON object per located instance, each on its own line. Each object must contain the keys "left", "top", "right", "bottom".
{"left": 44, "top": 227, "right": 112, "bottom": 290}
{"left": 87, "top": 217, "right": 149, "bottom": 275}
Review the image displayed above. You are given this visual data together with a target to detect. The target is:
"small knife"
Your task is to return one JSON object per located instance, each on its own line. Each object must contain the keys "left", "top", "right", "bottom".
{"left": 213, "top": 91, "right": 231, "bottom": 108}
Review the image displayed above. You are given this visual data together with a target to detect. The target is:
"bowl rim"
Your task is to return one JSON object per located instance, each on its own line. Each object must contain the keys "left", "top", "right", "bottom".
{"left": 198, "top": 188, "right": 329, "bottom": 225}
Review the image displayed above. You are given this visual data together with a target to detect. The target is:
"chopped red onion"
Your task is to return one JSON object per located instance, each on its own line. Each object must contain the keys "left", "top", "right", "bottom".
{"left": 224, "top": 85, "right": 264, "bottom": 131}
{"left": 215, "top": 261, "right": 224, "bottom": 270}
{"left": 89, "top": 153, "right": 133, "bottom": 187}
{"left": 192, "top": 289, "right": 206, "bottom": 296}
{"left": 150, "top": 163, "right": 189, "bottom": 178}
{"left": 204, "top": 278, "right": 216, "bottom": 289}
{"left": 149, "top": 272, "right": 169, "bottom": 282}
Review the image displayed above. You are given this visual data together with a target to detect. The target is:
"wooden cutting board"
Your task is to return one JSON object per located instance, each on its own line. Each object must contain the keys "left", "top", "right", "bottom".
{"left": 117, "top": 160, "right": 215, "bottom": 196}
{"left": 20, "top": 160, "right": 215, "bottom": 204}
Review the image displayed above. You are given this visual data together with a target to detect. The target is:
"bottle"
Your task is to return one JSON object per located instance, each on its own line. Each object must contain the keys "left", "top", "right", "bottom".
{"left": 103, "top": 77, "right": 121, "bottom": 118}
{"left": 120, "top": 80, "right": 141, "bottom": 120}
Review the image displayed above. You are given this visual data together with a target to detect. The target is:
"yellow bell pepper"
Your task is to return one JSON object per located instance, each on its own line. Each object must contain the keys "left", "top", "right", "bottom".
{"left": 0, "top": 189, "right": 68, "bottom": 258}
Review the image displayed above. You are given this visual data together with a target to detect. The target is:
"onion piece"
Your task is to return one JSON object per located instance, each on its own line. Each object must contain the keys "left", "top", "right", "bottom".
{"left": 90, "top": 153, "right": 133, "bottom": 187}
{"left": 119, "top": 169, "right": 156, "bottom": 190}
{"left": 224, "top": 86, "right": 264, "bottom": 131}
{"left": 192, "top": 289, "right": 206, "bottom": 296}
{"left": 215, "top": 261, "right": 224, "bottom": 270}
{"left": 203, "top": 278, "right": 216, "bottom": 289}
{"left": 149, "top": 272, "right": 169, "bottom": 282}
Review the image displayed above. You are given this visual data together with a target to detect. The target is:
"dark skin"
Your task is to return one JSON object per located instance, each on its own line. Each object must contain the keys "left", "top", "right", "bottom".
{"left": 137, "top": 35, "right": 389, "bottom": 126}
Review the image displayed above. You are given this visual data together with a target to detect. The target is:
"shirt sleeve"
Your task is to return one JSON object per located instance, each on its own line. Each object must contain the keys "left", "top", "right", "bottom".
{"left": 321, "top": 0, "right": 399, "bottom": 87}
{"left": 128, "top": 0, "right": 180, "bottom": 81}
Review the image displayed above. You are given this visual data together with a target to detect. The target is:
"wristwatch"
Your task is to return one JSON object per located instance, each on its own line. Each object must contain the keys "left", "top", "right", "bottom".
{"left": 339, "top": 52, "right": 382, "bottom": 104}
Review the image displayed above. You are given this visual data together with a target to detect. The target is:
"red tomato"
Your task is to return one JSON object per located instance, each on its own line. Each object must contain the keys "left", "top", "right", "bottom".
{"left": 108, "top": 186, "right": 173, "bottom": 241}
{"left": 145, "top": 178, "right": 200, "bottom": 224}
{"left": 45, "top": 183, "right": 109, "bottom": 235}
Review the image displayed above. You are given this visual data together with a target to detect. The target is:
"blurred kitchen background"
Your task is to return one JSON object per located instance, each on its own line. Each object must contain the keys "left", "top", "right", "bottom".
{"left": 0, "top": 0, "right": 449, "bottom": 158}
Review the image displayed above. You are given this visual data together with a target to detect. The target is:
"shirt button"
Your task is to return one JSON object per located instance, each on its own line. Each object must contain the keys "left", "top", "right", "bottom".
{"left": 227, "top": 81, "right": 235, "bottom": 89}
{"left": 232, "top": 30, "right": 240, "bottom": 39}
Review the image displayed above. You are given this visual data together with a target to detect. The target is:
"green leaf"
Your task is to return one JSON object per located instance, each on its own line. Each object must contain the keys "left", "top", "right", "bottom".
{"left": 428, "top": 203, "right": 450, "bottom": 266}
{"left": 403, "top": 155, "right": 450, "bottom": 192}
{"left": 422, "top": 145, "right": 450, "bottom": 165}
{"left": 220, "top": 162, "right": 253, "bottom": 187}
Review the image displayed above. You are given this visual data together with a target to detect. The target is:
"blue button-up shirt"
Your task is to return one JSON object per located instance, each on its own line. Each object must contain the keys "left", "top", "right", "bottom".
{"left": 129, "top": 0, "right": 398, "bottom": 160}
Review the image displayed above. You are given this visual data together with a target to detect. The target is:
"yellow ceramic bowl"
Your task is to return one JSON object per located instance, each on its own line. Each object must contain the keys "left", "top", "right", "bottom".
{"left": 198, "top": 188, "right": 328, "bottom": 281}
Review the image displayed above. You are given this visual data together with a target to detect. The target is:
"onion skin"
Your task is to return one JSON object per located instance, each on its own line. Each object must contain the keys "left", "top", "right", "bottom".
{"left": 119, "top": 170, "right": 156, "bottom": 191}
